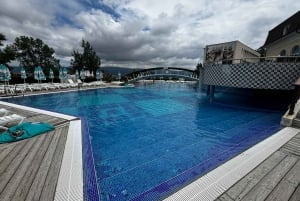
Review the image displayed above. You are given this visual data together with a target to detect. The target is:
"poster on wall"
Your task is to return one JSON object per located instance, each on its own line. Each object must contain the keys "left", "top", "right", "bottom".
{"left": 205, "top": 43, "right": 234, "bottom": 63}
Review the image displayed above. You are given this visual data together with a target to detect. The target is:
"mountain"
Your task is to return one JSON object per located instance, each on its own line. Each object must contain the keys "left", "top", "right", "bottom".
{"left": 100, "top": 66, "right": 143, "bottom": 75}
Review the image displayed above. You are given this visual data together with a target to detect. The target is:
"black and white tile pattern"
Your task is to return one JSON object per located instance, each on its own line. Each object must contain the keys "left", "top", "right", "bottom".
{"left": 203, "top": 62, "right": 300, "bottom": 90}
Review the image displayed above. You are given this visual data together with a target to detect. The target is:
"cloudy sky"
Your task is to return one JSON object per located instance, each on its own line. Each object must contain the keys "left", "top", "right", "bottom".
{"left": 0, "top": 0, "right": 299, "bottom": 69}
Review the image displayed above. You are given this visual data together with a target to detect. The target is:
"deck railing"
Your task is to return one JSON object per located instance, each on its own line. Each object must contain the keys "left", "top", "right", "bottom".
{"left": 205, "top": 55, "right": 300, "bottom": 65}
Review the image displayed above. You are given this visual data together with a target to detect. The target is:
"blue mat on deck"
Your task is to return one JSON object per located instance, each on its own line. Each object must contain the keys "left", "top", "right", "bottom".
{"left": 0, "top": 122, "right": 55, "bottom": 144}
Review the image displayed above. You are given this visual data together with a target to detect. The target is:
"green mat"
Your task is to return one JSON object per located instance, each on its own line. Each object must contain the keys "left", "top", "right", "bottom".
{"left": 0, "top": 122, "right": 55, "bottom": 144}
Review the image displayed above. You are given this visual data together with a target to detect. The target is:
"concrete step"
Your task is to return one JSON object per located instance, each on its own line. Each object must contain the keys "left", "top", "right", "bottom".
{"left": 296, "top": 112, "right": 300, "bottom": 119}
{"left": 292, "top": 118, "right": 300, "bottom": 128}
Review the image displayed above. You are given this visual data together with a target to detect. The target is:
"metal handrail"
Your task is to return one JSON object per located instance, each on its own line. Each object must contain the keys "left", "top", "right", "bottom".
{"left": 205, "top": 55, "right": 300, "bottom": 65}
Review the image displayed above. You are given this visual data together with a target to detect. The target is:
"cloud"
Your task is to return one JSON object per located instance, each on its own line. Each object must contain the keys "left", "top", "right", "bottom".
{"left": 1, "top": 0, "right": 300, "bottom": 69}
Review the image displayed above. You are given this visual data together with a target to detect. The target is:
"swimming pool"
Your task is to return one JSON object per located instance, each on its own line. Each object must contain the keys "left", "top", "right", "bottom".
{"left": 4, "top": 82, "right": 284, "bottom": 201}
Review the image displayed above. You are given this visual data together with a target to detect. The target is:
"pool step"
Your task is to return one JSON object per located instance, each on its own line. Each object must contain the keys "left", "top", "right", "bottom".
{"left": 296, "top": 111, "right": 300, "bottom": 119}
{"left": 281, "top": 99, "right": 300, "bottom": 127}
{"left": 291, "top": 111, "right": 300, "bottom": 128}
{"left": 292, "top": 118, "right": 300, "bottom": 128}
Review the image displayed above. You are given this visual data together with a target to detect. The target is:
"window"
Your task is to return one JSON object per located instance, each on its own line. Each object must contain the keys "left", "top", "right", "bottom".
{"left": 280, "top": 49, "right": 286, "bottom": 56}
{"left": 282, "top": 24, "right": 290, "bottom": 36}
{"left": 291, "top": 45, "right": 300, "bottom": 56}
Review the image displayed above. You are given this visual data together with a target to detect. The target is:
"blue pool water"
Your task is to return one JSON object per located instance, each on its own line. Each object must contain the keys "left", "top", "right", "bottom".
{"left": 4, "top": 82, "right": 284, "bottom": 201}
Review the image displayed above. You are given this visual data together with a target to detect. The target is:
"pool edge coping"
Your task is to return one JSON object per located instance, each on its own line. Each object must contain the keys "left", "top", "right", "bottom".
{"left": 0, "top": 100, "right": 77, "bottom": 120}
{"left": 164, "top": 127, "right": 300, "bottom": 201}
{"left": 54, "top": 119, "right": 83, "bottom": 201}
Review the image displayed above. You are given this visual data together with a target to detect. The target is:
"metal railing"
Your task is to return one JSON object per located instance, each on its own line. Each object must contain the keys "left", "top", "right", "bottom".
{"left": 205, "top": 55, "right": 300, "bottom": 65}
{"left": 127, "top": 68, "right": 199, "bottom": 82}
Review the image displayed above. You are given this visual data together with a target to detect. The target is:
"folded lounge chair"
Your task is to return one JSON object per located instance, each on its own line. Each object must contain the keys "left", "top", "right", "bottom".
{"left": 67, "top": 79, "right": 78, "bottom": 87}
{"left": 77, "top": 79, "right": 93, "bottom": 87}
{"left": 0, "top": 114, "right": 25, "bottom": 130}
{"left": 0, "top": 108, "right": 9, "bottom": 117}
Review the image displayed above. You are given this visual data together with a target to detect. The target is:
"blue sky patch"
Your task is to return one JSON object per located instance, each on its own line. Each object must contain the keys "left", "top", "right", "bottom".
{"left": 85, "top": 0, "right": 121, "bottom": 19}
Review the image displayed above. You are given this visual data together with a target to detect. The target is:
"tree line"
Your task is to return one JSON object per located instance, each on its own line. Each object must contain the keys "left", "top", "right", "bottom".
{"left": 0, "top": 33, "right": 101, "bottom": 76}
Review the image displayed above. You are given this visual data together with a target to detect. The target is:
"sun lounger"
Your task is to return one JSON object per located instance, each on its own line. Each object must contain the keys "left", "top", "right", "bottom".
{"left": 14, "top": 84, "right": 26, "bottom": 93}
{"left": 67, "top": 79, "right": 78, "bottom": 87}
{"left": 77, "top": 79, "right": 92, "bottom": 87}
{"left": 46, "top": 83, "right": 60, "bottom": 89}
{"left": 27, "top": 84, "right": 42, "bottom": 91}
{"left": 53, "top": 83, "right": 69, "bottom": 89}
{"left": 0, "top": 114, "right": 26, "bottom": 130}
{"left": 77, "top": 79, "right": 84, "bottom": 85}
{"left": 0, "top": 85, "right": 15, "bottom": 95}
{"left": 50, "top": 83, "right": 62, "bottom": 90}
{"left": 15, "top": 84, "right": 33, "bottom": 92}
{"left": 32, "top": 84, "right": 48, "bottom": 90}
{"left": 0, "top": 108, "right": 9, "bottom": 117}
{"left": 40, "top": 83, "right": 56, "bottom": 90}
{"left": 52, "top": 83, "right": 63, "bottom": 89}
{"left": 90, "top": 81, "right": 107, "bottom": 86}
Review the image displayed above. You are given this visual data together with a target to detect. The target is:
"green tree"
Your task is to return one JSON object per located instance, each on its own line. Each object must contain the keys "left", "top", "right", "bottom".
{"left": 256, "top": 47, "right": 266, "bottom": 62}
{"left": 194, "top": 63, "right": 202, "bottom": 77}
{"left": 71, "top": 39, "right": 101, "bottom": 75}
{"left": 0, "top": 33, "right": 5, "bottom": 46}
{"left": 0, "top": 33, "right": 16, "bottom": 65}
{"left": 0, "top": 46, "right": 16, "bottom": 65}
{"left": 11, "top": 36, "right": 60, "bottom": 74}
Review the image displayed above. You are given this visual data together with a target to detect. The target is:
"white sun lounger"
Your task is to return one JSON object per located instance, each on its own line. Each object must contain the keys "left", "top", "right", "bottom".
{"left": 67, "top": 79, "right": 78, "bottom": 87}
{"left": 0, "top": 114, "right": 25, "bottom": 130}
{"left": 77, "top": 79, "right": 92, "bottom": 87}
{"left": 0, "top": 85, "right": 15, "bottom": 95}
{"left": 26, "top": 84, "right": 42, "bottom": 91}
{"left": 0, "top": 108, "right": 9, "bottom": 117}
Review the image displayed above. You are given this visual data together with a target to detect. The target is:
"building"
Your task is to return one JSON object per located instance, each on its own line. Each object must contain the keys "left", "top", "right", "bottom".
{"left": 201, "top": 12, "right": 300, "bottom": 92}
{"left": 263, "top": 11, "right": 300, "bottom": 58}
{"left": 203, "top": 40, "right": 260, "bottom": 64}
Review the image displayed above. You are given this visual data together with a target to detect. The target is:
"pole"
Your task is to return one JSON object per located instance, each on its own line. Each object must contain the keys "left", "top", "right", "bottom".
{"left": 209, "top": 85, "right": 215, "bottom": 103}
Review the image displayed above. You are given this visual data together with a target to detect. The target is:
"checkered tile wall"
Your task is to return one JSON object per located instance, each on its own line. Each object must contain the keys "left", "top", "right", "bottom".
{"left": 203, "top": 62, "right": 300, "bottom": 90}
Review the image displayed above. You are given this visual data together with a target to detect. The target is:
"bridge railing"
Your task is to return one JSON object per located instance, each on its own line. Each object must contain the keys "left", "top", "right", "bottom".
{"left": 205, "top": 56, "right": 300, "bottom": 65}
{"left": 127, "top": 68, "right": 199, "bottom": 81}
